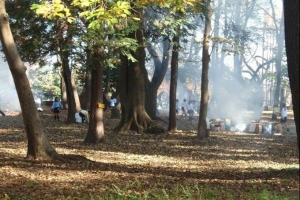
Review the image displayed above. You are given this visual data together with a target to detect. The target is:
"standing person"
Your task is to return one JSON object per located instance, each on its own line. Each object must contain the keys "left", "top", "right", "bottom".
{"left": 281, "top": 103, "right": 289, "bottom": 132}
{"left": 175, "top": 99, "right": 179, "bottom": 115}
{"left": 51, "top": 97, "right": 63, "bottom": 121}
{"left": 188, "top": 101, "right": 194, "bottom": 121}
{"left": 181, "top": 99, "right": 188, "bottom": 116}
{"left": 109, "top": 97, "right": 117, "bottom": 108}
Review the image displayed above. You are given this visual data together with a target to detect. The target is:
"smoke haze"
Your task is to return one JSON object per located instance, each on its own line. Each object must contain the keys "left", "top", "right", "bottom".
{"left": 0, "top": 59, "right": 21, "bottom": 112}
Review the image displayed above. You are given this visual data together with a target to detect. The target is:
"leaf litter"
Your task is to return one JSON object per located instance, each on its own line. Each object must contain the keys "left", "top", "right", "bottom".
{"left": 0, "top": 107, "right": 299, "bottom": 199}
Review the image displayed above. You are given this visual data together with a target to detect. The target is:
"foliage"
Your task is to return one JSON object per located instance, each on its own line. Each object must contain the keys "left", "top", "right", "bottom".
{"left": 6, "top": 0, "right": 56, "bottom": 65}
{"left": 31, "top": 0, "right": 75, "bottom": 23}
{"left": 28, "top": 66, "right": 61, "bottom": 99}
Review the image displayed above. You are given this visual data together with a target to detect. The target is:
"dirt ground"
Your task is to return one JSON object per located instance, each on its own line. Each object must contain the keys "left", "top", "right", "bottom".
{"left": 0, "top": 107, "right": 299, "bottom": 199}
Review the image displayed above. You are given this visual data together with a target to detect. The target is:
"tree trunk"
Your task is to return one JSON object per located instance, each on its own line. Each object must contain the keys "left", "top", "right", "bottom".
{"left": 57, "top": 19, "right": 80, "bottom": 123}
{"left": 168, "top": 34, "right": 179, "bottom": 132}
{"left": 80, "top": 48, "right": 94, "bottom": 110}
{"left": 84, "top": 53, "right": 105, "bottom": 143}
{"left": 197, "top": 2, "right": 213, "bottom": 140}
{"left": 114, "top": 9, "right": 152, "bottom": 133}
{"left": 79, "top": 70, "right": 91, "bottom": 110}
{"left": 61, "top": 72, "right": 68, "bottom": 109}
{"left": 104, "top": 66, "right": 111, "bottom": 95}
{"left": 283, "top": 0, "right": 299, "bottom": 152}
{"left": 61, "top": 51, "right": 77, "bottom": 122}
{"left": 0, "top": 0, "right": 59, "bottom": 160}
{"left": 145, "top": 39, "right": 170, "bottom": 119}
{"left": 273, "top": 14, "right": 285, "bottom": 107}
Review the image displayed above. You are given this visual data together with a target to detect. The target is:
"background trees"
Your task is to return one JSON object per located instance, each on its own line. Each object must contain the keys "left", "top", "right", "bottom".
{"left": 1, "top": 0, "right": 295, "bottom": 140}
{"left": 0, "top": 0, "right": 59, "bottom": 160}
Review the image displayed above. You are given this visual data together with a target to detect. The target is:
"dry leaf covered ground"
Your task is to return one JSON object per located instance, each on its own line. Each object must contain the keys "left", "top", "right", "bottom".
{"left": 0, "top": 107, "right": 299, "bottom": 199}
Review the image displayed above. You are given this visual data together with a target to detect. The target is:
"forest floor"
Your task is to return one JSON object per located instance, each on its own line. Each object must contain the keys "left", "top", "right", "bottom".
{"left": 0, "top": 107, "right": 299, "bottom": 200}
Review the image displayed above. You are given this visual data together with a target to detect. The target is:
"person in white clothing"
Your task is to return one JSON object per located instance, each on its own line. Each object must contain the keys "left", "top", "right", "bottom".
{"left": 79, "top": 109, "right": 90, "bottom": 123}
{"left": 181, "top": 99, "right": 188, "bottom": 116}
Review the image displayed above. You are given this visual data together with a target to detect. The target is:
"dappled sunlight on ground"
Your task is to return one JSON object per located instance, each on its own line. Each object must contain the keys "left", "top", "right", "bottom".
{"left": 0, "top": 107, "right": 299, "bottom": 199}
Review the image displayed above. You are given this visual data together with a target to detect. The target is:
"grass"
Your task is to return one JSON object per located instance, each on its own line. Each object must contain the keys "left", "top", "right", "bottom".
{"left": 2, "top": 182, "right": 297, "bottom": 200}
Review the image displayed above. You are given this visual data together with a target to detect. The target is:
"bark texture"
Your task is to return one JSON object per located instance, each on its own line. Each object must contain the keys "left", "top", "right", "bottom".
{"left": 197, "top": 3, "right": 213, "bottom": 140}
{"left": 145, "top": 39, "right": 170, "bottom": 119}
{"left": 84, "top": 52, "right": 105, "bottom": 144}
{"left": 168, "top": 35, "right": 179, "bottom": 132}
{"left": 283, "top": 0, "right": 299, "bottom": 152}
{"left": 57, "top": 21, "right": 80, "bottom": 123}
{"left": 0, "top": 1, "right": 58, "bottom": 160}
{"left": 114, "top": 9, "right": 152, "bottom": 133}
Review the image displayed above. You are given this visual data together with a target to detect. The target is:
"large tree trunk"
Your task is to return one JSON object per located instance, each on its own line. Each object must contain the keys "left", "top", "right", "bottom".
{"left": 168, "top": 34, "right": 179, "bottom": 132}
{"left": 283, "top": 0, "right": 299, "bottom": 152}
{"left": 197, "top": 2, "right": 213, "bottom": 140}
{"left": 0, "top": 1, "right": 59, "bottom": 160}
{"left": 114, "top": 9, "right": 152, "bottom": 133}
{"left": 84, "top": 52, "right": 105, "bottom": 144}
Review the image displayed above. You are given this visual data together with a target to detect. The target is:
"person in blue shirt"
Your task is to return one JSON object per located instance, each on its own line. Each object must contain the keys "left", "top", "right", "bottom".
{"left": 51, "top": 97, "right": 63, "bottom": 121}
{"left": 109, "top": 97, "right": 117, "bottom": 108}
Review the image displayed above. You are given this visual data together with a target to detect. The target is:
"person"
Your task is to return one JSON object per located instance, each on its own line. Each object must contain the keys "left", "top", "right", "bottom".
{"left": 188, "top": 101, "right": 194, "bottom": 121}
{"left": 79, "top": 109, "right": 89, "bottom": 123}
{"left": 181, "top": 99, "right": 188, "bottom": 116}
{"left": 175, "top": 99, "right": 179, "bottom": 115}
{"left": 51, "top": 97, "right": 63, "bottom": 121}
{"left": 109, "top": 97, "right": 117, "bottom": 108}
{"left": 35, "top": 96, "right": 43, "bottom": 112}
{"left": 281, "top": 103, "right": 289, "bottom": 132}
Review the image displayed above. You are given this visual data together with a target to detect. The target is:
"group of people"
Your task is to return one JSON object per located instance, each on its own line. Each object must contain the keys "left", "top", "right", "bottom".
{"left": 50, "top": 96, "right": 289, "bottom": 133}
{"left": 51, "top": 96, "right": 118, "bottom": 123}
{"left": 51, "top": 96, "right": 90, "bottom": 123}
{"left": 176, "top": 99, "right": 196, "bottom": 121}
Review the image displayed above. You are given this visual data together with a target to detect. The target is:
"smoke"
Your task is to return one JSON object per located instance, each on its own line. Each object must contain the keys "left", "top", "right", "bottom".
{"left": 207, "top": 66, "right": 264, "bottom": 125}
{"left": 0, "top": 59, "right": 21, "bottom": 112}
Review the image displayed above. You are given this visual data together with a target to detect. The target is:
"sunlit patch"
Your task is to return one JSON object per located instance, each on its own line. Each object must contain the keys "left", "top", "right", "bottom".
{"left": 0, "top": 109, "right": 298, "bottom": 199}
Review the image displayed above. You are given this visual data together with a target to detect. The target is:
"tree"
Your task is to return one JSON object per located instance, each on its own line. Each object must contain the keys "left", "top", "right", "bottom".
{"left": 145, "top": 38, "right": 170, "bottom": 120}
{"left": 114, "top": 8, "right": 153, "bottom": 133}
{"left": 283, "top": 0, "right": 299, "bottom": 151}
{"left": 84, "top": 50, "right": 105, "bottom": 143}
{"left": 197, "top": 1, "right": 213, "bottom": 140}
{"left": 265, "top": 1, "right": 286, "bottom": 110}
{"left": 168, "top": 34, "right": 179, "bottom": 132}
{"left": 0, "top": 0, "right": 59, "bottom": 160}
